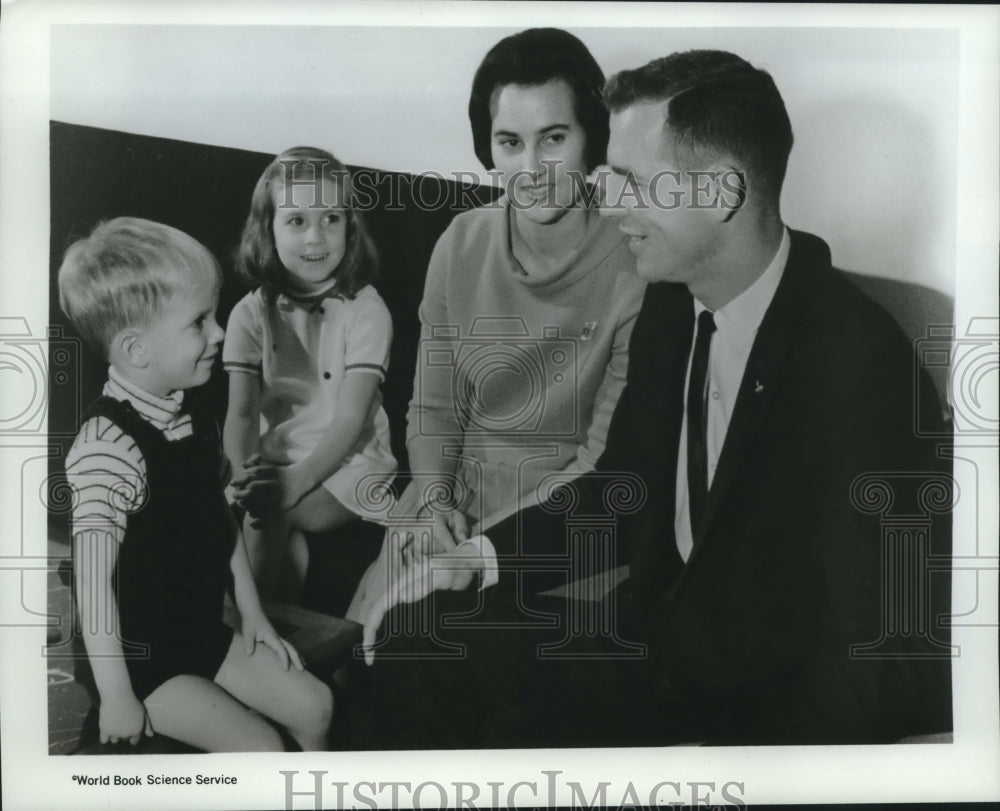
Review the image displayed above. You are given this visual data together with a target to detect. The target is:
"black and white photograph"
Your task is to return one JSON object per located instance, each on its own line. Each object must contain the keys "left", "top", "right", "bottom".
{"left": 1, "top": 2, "right": 997, "bottom": 809}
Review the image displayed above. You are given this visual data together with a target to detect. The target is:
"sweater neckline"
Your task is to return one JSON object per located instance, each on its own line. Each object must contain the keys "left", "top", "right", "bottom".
{"left": 501, "top": 196, "right": 624, "bottom": 293}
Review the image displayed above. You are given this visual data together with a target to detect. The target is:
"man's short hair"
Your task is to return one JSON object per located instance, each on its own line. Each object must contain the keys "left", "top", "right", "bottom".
{"left": 468, "top": 27, "right": 609, "bottom": 172}
{"left": 604, "top": 50, "right": 794, "bottom": 201}
{"left": 58, "top": 217, "right": 221, "bottom": 359}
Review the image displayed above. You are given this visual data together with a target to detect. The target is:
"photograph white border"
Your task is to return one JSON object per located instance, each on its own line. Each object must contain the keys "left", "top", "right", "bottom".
{"left": 1, "top": 2, "right": 997, "bottom": 809}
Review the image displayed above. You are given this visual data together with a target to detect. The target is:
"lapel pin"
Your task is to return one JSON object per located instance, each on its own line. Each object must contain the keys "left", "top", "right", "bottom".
{"left": 754, "top": 380, "right": 765, "bottom": 393}
{"left": 580, "top": 321, "right": 598, "bottom": 341}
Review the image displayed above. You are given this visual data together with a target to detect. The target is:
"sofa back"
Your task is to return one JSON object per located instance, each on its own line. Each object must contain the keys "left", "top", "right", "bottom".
{"left": 47, "top": 122, "right": 953, "bottom": 517}
{"left": 48, "top": 122, "right": 501, "bottom": 475}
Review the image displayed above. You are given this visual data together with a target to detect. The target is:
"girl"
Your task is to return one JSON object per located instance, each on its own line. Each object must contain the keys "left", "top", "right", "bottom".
{"left": 224, "top": 146, "right": 397, "bottom": 602}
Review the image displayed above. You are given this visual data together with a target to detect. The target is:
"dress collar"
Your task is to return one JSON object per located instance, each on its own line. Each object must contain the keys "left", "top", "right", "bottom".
{"left": 274, "top": 283, "right": 344, "bottom": 313}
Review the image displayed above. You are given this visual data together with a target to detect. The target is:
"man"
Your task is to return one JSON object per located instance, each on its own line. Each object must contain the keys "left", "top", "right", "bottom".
{"left": 363, "top": 49, "right": 952, "bottom": 747}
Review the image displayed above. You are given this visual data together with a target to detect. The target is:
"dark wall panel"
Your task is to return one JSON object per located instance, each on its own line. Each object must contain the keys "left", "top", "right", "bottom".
{"left": 48, "top": 122, "right": 501, "bottom": 480}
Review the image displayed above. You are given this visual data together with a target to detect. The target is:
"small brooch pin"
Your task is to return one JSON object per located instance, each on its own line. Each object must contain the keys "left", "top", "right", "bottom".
{"left": 580, "top": 322, "right": 598, "bottom": 341}
{"left": 754, "top": 380, "right": 765, "bottom": 394}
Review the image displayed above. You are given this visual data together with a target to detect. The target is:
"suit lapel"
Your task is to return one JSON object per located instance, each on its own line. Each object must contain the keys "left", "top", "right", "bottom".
{"left": 656, "top": 286, "right": 696, "bottom": 487}
{"left": 688, "top": 231, "right": 821, "bottom": 554}
{"left": 697, "top": 306, "right": 793, "bottom": 538}
{"left": 627, "top": 282, "right": 692, "bottom": 596}
{"left": 631, "top": 281, "right": 694, "bottom": 431}
{"left": 655, "top": 283, "right": 697, "bottom": 423}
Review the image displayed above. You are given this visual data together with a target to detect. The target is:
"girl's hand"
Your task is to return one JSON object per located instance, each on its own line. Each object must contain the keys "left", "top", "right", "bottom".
{"left": 242, "top": 616, "right": 305, "bottom": 672}
{"left": 229, "top": 453, "right": 266, "bottom": 492}
{"left": 232, "top": 455, "right": 284, "bottom": 519}
{"left": 99, "top": 693, "right": 154, "bottom": 746}
{"left": 232, "top": 456, "right": 313, "bottom": 518}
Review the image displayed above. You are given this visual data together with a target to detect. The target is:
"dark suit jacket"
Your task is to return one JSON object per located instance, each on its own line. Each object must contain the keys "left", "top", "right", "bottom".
{"left": 487, "top": 229, "right": 952, "bottom": 744}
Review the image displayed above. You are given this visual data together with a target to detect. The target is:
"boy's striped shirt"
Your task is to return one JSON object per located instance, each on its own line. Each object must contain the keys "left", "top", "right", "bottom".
{"left": 64, "top": 367, "right": 209, "bottom": 542}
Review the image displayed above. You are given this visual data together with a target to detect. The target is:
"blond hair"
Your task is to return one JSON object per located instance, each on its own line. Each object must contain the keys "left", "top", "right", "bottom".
{"left": 58, "top": 218, "right": 220, "bottom": 358}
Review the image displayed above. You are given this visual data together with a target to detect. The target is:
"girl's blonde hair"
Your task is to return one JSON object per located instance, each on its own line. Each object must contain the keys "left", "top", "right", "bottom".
{"left": 236, "top": 146, "right": 378, "bottom": 298}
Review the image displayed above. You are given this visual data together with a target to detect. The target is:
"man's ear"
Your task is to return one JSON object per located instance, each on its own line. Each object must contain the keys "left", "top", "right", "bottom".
{"left": 110, "top": 327, "right": 149, "bottom": 369}
{"left": 690, "top": 163, "right": 744, "bottom": 222}
{"left": 714, "top": 163, "right": 746, "bottom": 222}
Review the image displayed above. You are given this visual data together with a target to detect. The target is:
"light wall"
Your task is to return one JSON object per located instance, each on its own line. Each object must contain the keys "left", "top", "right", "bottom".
{"left": 51, "top": 24, "right": 958, "bottom": 295}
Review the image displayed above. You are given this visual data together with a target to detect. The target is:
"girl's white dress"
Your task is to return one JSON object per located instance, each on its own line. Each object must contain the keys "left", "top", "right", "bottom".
{"left": 223, "top": 284, "right": 397, "bottom": 520}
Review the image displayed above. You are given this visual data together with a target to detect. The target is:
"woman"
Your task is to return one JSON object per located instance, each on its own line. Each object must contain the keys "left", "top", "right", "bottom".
{"left": 348, "top": 28, "right": 645, "bottom": 618}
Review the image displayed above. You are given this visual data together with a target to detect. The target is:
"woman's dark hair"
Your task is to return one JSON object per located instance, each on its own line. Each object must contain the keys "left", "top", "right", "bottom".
{"left": 468, "top": 28, "right": 609, "bottom": 172}
{"left": 236, "top": 146, "right": 378, "bottom": 298}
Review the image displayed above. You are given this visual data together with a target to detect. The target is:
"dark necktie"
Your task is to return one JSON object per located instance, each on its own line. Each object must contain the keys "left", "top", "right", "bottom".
{"left": 687, "top": 310, "right": 716, "bottom": 537}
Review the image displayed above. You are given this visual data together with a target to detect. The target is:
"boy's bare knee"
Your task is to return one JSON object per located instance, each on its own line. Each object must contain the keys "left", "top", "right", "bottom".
{"left": 311, "top": 680, "right": 334, "bottom": 731}
{"left": 242, "top": 719, "right": 285, "bottom": 752}
{"left": 293, "top": 678, "right": 333, "bottom": 737}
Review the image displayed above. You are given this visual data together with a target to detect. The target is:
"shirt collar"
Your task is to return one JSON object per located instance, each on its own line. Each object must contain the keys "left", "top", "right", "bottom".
{"left": 694, "top": 227, "right": 790, "bottom": 347}
{"left": 276, "top": 282, "right": 343, "bottom": 312}
{"left": 105, "top": 365, "right": 185, "bottom": 425}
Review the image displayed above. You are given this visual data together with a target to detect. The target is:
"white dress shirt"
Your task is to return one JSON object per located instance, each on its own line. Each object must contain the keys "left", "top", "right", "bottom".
{"left": 674, "top": 228, "right": 790, "bottom": 561}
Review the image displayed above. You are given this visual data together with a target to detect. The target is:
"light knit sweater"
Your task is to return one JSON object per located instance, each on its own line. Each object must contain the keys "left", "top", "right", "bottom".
{"left": 406, "top": 198, "right": 647, "bottom": 526}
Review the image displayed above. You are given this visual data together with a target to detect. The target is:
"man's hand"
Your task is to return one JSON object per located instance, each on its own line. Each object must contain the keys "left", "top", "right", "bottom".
{"left": 361, "top": 544, "right": 481, "bottom": 666}
{"left": 442, "top": 509, "right": 470, "bottom": 545}
{"left": 387, "top": 480, "right": 469, "bottom": 568}
{"left": 387, "top": 509, "right": 469, "bottom": 578}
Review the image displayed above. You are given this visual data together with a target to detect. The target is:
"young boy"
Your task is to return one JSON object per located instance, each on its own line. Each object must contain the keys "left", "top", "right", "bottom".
{"left": 59, "top": 217, "right": 332, "bottom": 752}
